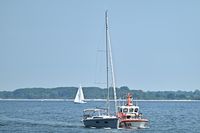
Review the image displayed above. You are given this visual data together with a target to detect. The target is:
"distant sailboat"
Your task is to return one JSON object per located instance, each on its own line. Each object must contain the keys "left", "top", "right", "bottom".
{"left": 74, "top": 85, "right": 86, "bottom": 104}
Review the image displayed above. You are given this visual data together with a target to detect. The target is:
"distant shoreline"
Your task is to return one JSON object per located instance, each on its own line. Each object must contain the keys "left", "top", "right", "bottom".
{"left": 1, "top": 87, "right": 200, "bottom": 100}
{"left": 0, "top": 99, "right": 199, "bottom": 102}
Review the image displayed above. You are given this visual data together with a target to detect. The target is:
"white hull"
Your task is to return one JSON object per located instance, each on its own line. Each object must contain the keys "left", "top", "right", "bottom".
{"left": 83, "top": 117, "right": 119, "bottom": 129}
{"left": 74, "top": 101, "right": 86, "bottom": 104}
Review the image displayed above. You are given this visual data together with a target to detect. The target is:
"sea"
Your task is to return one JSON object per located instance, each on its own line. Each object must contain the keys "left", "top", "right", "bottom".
{"left": 0, "top": 100, "right": 199, "bottom": 133}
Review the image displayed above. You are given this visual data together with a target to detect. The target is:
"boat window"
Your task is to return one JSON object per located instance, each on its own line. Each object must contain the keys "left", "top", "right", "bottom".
{"left": 96, "top": 121, "right": 99, "bottom": 123}
{"left": 135, "top": 108, "right": 138, "bottom": 112}
{"left": 123, "top": 108, "right": 128, "bottom": 113}
{"left": 129, "top": 108, "right": 134, "bottom": 113}
{"left": 104, "top": 121, "right": 108, "bottom": 124}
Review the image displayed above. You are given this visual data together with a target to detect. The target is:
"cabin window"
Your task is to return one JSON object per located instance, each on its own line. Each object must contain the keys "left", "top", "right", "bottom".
{"left": 104, "top": 121, "right": 108, "bottom": 124}
{"left": 118, "top": 107, "right": 122, "bottom": 112}
{"left": 123, "top": 108, "right": 128, "bottom": 113}
{"left": 135, "top": 108, "right": 138, "bottom": 112}
{"left": 96, "top": 121, "right": 99, "bottom": 123}
{"left": 129, "top": 108, "right": 134, "bottom": 113}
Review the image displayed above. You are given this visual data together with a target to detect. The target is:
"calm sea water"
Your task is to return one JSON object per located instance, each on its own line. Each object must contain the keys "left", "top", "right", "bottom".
{"left": 0, "top": 100, "right": 199, "bottom": 133}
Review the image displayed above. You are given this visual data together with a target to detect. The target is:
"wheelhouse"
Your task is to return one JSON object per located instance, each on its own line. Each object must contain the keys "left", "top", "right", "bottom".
{"left": 118, "top": 106, "right": 139, "bottom": 114}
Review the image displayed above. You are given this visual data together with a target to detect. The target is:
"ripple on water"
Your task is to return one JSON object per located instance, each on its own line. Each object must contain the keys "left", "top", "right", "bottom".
{"left": 0, "top": 101, "right": 200, "bottom": 133}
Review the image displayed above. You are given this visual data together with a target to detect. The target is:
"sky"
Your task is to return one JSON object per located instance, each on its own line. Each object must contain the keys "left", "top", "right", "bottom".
{"left": 0, "top": 0, "right": 200, "bottom": 91}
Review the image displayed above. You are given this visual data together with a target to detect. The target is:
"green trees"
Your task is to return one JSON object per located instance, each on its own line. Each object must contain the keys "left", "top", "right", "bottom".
{"left": 0, "top": 87, "right": 199, "bottom": 100}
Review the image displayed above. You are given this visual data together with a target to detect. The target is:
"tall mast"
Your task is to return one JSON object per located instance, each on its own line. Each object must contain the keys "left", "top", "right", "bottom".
{"left": 105, "top": 11, "right": 110, "bottom": 115}
{"left": 105, "top": 11, "right": 117, "bottom": 115}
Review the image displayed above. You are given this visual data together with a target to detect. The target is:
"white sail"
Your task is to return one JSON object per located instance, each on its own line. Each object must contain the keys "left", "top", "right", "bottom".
{"left": 79, "top": 86, "right": 85, "bottom": 101}
{"left": 74, "top": 85, "right": 86, "bottom": 103}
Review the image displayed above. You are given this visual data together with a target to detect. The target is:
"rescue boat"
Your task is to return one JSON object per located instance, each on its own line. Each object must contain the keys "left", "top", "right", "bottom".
{"left": 118, "top": 93, "right": 149, "bottom": 128}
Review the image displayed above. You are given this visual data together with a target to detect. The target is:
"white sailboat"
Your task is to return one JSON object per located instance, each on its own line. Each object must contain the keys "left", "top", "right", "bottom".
{"left": 82, "top": 11, "right": 119, "bottom": 129}
{"left": 74, "top": 85, "right": 86, "bottom": 104}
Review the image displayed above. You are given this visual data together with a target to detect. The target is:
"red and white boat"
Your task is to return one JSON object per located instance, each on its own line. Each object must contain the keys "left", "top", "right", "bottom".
{"left": 117, "top": 93, "right": 149, "bottom": 128}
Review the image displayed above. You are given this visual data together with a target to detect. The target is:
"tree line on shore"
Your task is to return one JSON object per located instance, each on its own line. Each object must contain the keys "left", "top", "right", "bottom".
{"left": 0, "top": 86, "right": 200, "bottom": 100}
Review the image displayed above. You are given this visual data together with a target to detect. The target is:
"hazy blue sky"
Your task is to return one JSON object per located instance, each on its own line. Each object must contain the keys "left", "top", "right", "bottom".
{"left": 0, "top": 0, "right": 200, "bottom": 91}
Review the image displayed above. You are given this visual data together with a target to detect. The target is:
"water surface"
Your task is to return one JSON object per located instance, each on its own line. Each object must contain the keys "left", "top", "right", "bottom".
{"left": 0, "top": 100, "right": 199, "bottom": 133}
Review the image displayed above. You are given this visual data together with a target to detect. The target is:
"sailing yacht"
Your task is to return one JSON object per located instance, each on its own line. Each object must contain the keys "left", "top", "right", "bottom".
{"left": 82, "top": 11, "right": 119, "bottom": 129}
{"left": 74, "top": 85, "right": 86, "bottom": 104}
